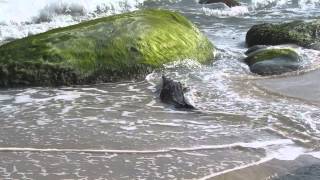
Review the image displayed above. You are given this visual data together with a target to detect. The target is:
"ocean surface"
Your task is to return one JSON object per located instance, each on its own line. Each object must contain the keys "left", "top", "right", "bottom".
{"left": 0, "top": 0, "right": 320, "bottom": 179}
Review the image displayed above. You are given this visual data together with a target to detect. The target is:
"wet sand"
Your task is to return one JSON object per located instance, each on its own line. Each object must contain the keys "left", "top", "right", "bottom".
{"left": 211, "top": 155, "right": 320, "bottom": 180}
{"left": 214, "top": 69, "right": 320, "bottom": 179}
{"left": 254, "top": 70, "right": 320, "bottom": 105}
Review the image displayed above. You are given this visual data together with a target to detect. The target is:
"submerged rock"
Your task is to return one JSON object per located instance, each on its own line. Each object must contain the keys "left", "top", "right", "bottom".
{"left": 198, "top": 0, "right": 240, "bottom": 7}
{"left": 160, "top": 76, "right": 194, "bottom": 109}
{"left": 0, "top": 9, "right": 215, "bottom": 87}
{"left": 246, "top": 20, "right": 320, "bottom": 49}
{"left": 244, "top": 47, "right": 302, "bottom": 76}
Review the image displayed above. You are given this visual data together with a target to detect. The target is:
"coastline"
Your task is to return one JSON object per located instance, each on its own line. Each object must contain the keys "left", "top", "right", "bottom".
{"left": 254, "top": 69, "right": 320, "bottom": 106}
{"left": 210, "top": 155, "right": 320, "bottom": 180}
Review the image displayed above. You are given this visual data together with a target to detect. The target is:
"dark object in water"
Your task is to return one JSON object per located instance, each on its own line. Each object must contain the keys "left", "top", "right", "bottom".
{"left": 160, "top": 76, "right": 194, "bottom": 109}
{"left": 199, "top": 0, "right": 240, "bottom": 7}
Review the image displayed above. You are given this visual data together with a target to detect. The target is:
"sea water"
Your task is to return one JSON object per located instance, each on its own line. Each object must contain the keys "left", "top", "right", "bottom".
{"left": 0, "top": 0, "right": 320, "bottom": 179}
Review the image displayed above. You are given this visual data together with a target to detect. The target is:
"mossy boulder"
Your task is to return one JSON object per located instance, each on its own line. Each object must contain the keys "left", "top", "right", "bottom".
{"left": 246, "top": 20, "right": 320, "bottom": 50}
{"left": 0, "top": 9, "right": 215, "bottom": 87}
{"left": 244, "top": 46, "right": 302, "bottom": 76}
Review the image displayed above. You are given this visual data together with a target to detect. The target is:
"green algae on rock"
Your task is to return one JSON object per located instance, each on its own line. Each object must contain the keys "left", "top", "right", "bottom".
{"left": 246, "top": 20, "right": 320, "bottom": 50}
{"left": 0, "top": 9, "right": 215, "bottom": 87}
{"left": 244, "top": 47, "right": 302, "bottom": 76}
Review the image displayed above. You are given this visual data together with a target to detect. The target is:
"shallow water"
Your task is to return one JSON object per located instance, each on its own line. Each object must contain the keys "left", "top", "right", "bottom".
{"left": 0, "top": 0, "right": 320, "bottom": 179}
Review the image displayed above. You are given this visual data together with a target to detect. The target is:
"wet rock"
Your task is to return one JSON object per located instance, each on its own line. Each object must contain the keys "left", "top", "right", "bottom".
{"left": 198, "top": 0, "right": 240, "bottom": 7}
{"left": 244, "top": 47, "right": 302, "bottom": 76}
{"left": 246, "top": 20, "right": 320, "bottom": 50}
{"left": 160, "top": 76, "right": 194, "bottom": 109}
{"left": 0, "top": 9, "right": 215, "bottom": 87}
{"left": 275, "top": 164, "right": 320, "bottom": 180}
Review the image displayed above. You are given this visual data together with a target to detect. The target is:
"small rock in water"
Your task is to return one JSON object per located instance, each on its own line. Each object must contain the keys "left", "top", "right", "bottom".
{"left": 244, "top": 46, "right": 302, "bottom": 76}
{"left": 198, "top": 0, "right": 240, "bottom": 7}
{"left": 159, "top": 76, "right": 194, "bottom": 109}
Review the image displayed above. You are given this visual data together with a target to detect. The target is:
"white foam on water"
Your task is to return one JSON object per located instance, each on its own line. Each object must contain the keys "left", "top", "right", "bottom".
{"left": 0, "top": 95, "right": 13, "bottom": 101}
{"left": 36, "top": 119, "right": 51, "bottom": 126}
{"left": 0, "top": 138, "right": 294, "bottom": 153}
{"left": 52, "top": 90, "right": 83, "bottom": 101}
{"left": 0, "top": 0, "right": 145, "bottom": 24}
{"left": 119, "top": 126, "right": 138, "bottom": 131}
{"left": 266, "top": 145, "right": 306, "bottom": 160}
{"left": 0, "top": 0, "right": 145, "bottom": 42}
{"left": 251, "top": 0, "right": 289, "bottom": 8}
{"left": 127, "top": 85, "right": 141, "bottom": 92}
{"left": 297, "top": 111, "right": 320, "bottom": 134}
{"left": 235, "top": 139, "right": 294, "bottom": 149}
{"left": 200, "top": 0, "right": 320, "bottom": 17}
{"left": 0, "top": 18, "right": 74, "bottom": 41}
{"left": 298, "top": 0, "right": 320, "bottom": 8}
{"left": 309, "top": 151, "right": 320, "bottom": 159}
{"left": 121, "top": 111, "right": 136, "bottom": 117}
{"left": 14, "top": 94, "right": 33, "bottom": 104}
{"left": 81, "top": 87, "right": 109, "bottom": 94}
{"left": 150, "top": 122, "right": 182, "bottom": 127}
{"left": 251, "top": 0, "right": 320, "bottom": 9}
{"left": 184, "top": 152, "right": 209, "bottom": 157}
{"left": 59, "top": 106, "right": 73, "bottom": 115}
{"left": 12, "top": 89, "right": 92, "bottom": 108}
{"left": 202, "top": 6, "right": 249, "bottom": 17}
{"left": 163, "top": 59, "right": 203, "bottom": 69}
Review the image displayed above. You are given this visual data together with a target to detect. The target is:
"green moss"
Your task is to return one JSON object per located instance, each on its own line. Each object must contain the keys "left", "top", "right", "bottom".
{"left": 245, "top": 48, "right": 300, "bottom": 66}
{"left": 0, "top": 9, "right": 215, "bottom": 87}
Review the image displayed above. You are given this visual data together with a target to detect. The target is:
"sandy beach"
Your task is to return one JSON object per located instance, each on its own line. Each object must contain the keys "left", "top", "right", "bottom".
{"left": 212, "top": 155, "right": 320, "bottom": 180}
{"left": 255, "top": 70, "right": 320, "bottom": 106}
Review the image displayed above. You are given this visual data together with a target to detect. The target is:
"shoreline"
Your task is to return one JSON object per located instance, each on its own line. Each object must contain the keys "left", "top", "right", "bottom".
{"left": 253, "top": 69, "right": 320, "bottom": 106}
{"left": 210, "top": 155, "right": 320, "bottom": 180}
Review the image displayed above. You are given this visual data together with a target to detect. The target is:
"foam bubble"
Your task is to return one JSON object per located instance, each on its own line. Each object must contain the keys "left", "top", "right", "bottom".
{"left": 202, "top": 6, "right": 249, "bottom": 17}
{"left": 119, "top": 126, "right": 137, "bottom": 131}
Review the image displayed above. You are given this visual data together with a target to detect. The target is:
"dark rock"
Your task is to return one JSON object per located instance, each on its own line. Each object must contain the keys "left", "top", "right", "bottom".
{"left": 274, "top": 164, "right": 320, "bottom": 180}
{"left": 199, "top": 0, "right": 240, "bottom": 7}
{"left": 246, "top": 20, "right": 320, "bottom": 50}
{"left": 244, "top": 47, "right": 302, "bottom": 76}
{"left": 160, "top": 76, "right": 194, "bottom": 109}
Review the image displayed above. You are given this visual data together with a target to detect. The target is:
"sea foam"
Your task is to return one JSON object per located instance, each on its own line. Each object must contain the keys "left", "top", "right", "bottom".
{"left": 0, "top": 0, "right": 145, "bottom": 24}
{"left": 0, "top": 0, "right": 145, "bottom": 42}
